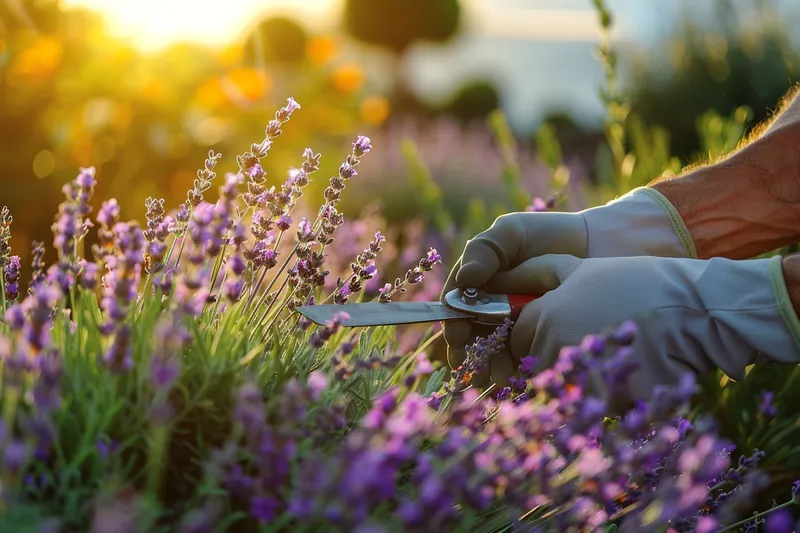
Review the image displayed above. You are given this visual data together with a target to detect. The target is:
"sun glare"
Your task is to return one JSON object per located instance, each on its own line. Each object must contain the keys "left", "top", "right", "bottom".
{"left": 62, "top": 0, "right": 338, "bottom": 51}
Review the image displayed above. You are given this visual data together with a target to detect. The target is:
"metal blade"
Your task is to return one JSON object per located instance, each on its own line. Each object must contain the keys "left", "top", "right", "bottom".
{"left": 296, "top": 301, "right": 473, "bottom": 327}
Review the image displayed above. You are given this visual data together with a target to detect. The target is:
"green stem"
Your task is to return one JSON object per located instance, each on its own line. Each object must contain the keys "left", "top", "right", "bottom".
{"left": 718, "top": 500, "right": 795, "bottom": 532}
{"left": 0, "top": 273, "right": 6, "bottom": 312}
{"left": 244, "top": 242, "right": 297, "bottom": 326}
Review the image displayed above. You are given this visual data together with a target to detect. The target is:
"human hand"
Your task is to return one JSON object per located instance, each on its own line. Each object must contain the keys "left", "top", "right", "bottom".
{"left": 441, "top": 187, "right": 697, "bottom": 387}
{"left": 486, "top": 253, "right": 800, "bottom": 401}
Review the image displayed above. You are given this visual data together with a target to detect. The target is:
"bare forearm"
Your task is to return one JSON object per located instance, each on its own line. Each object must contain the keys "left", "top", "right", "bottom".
{"left": 651, "top": 122, "right": 800, "bottom": 259}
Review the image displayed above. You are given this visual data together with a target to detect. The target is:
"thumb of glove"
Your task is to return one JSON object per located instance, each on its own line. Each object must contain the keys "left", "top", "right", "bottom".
{"left": 485, "top": 254, "right": 582, "bottom": 295}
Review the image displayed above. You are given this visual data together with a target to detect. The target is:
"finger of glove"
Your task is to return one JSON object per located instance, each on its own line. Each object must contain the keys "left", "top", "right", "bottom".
{"left": 490, "top": 348, "right": 518, "bottom": 389}
{"left": 446, "top": 322, "right": 495, "bottom": 369}
{"left": 442, "top": 320, "right": 473, "bottom": 352}
{"left": 508, "top": 298, "right": 545, "bottom": 362}
{"left": 485, "top": 254, "right": 581, "bottom": 295}
{"left": 456, "top": 216, "right": 526, "bottom": 289}
{"left": 440, "top": 257, "right": 463, "bottom": 301}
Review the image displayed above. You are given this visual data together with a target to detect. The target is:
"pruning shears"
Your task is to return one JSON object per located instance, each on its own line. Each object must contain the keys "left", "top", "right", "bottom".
{"left": 296, "top": 288, "right": 539, "bottom": 328}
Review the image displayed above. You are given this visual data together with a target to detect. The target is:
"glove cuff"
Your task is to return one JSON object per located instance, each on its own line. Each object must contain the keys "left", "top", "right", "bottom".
{"left": 768, "top": 255, "right": 800, "bottom": 354}
{"left": 633, "top": 188, "right": 698, "bottom": 259}
{"left": 581, "top": 187, "right": 697, "bottom": 259}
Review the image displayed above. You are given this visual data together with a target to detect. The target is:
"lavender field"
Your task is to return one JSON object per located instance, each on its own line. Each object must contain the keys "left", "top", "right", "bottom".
{"left": 3, "top": 1, "right": 800, "bottom": 532}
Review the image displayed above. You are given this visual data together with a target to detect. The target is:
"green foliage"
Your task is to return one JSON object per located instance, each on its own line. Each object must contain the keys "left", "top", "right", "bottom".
{"left": 246, "top": 16, "right": 309, "bottom": 67}
{"left": 445, "top": 80, "right": 501, "bottom": 122}
{"left": 627, "top": 11, "right": 798, "bottom": 159}
{"left": 343, "top": 0, "right": 461, "bottom": 56}
{"left": 488, "top": 110, "right": 530, "bottom": 213}
{"left": 399, "top": 139, "right": 451, "bottom": 233}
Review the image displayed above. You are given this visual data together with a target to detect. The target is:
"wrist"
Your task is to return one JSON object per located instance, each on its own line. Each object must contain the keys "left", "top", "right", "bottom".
{"left": 652, "top": 130, "right": 800, "bottom": 259}
{"left": 782, "top": 254, "right": 800, "bottom": 319}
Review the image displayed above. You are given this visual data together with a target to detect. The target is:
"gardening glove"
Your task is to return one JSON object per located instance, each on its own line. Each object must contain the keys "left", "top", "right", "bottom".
{"left": 441, "top": 187, "right": 697, "bottom": 387}
{"left": 485, "top": 253, "right": 800, "bottom": 401}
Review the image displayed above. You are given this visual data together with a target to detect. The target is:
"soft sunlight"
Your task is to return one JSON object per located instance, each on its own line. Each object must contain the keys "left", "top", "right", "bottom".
{"left": 62, "top": 0, "right": 338, "bottom": 51}
{"left": 61, "top": 0, "right": 621, "bottom": 51}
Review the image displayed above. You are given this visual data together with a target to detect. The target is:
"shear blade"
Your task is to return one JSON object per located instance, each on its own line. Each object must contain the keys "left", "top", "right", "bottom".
{"left": 296, "top": 301, "right": 473, "bottom": 327}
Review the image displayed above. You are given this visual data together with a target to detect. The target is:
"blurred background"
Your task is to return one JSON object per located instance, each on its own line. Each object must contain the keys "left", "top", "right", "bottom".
{"left": 2, "top": 0, "right": 800, "bottom": 271}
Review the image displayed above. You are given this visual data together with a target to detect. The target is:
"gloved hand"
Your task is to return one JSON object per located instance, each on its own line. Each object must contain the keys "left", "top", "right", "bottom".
{"left": 441, "top": 187, "right": 697, "bottom": 386}
{"left": 485, "top": 253, "right": 800, "bottom": 401}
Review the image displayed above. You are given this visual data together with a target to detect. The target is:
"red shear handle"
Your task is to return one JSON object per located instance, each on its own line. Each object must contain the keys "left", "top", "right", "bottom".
{"left": 508, "top": 294, "right": 540, "bottom": 322}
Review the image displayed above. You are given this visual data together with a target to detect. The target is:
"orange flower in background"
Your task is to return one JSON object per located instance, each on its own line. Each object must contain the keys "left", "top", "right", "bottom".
{"left": 196, "top": 77, "right": 228, "bottom": 109}
{"left": 6, "top": 36, "right": 63, "bottom": 86}
{"left": 223, "top": 67, "right": 272, "bottom": 103}
{"left": 360, "top": 96, "right": 391, "bottom": 125}
{"left": 307, "top": 35, "right": 338, "bottom": 66}
{"left": 331, "top": 63, "right": 365, "bottom": 95}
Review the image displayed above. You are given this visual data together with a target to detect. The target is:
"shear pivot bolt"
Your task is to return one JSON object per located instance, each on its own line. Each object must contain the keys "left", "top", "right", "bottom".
{"left": 462, "top": 288, "right": 479, "bottom": 305}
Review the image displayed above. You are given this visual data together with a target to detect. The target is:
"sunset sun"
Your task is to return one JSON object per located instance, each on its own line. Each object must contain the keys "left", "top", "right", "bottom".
{"left": 61, "top": 0, "right": 338, "bottom": 51}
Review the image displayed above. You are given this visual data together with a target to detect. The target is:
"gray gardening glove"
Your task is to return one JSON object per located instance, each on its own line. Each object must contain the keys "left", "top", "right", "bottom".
{"left": 486, "top": 253, "right": 800, "bottom": 401}
{"left": 441, "top": 187, "right": 697, "bottom": 387}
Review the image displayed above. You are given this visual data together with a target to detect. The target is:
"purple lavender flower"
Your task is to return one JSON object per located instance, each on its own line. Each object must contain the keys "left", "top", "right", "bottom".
{"left": 4, "top": 304, "right": 25, "bottom": 330}
{"left": 450, "top": 319, "right": 513, "bottom": 391}
{"left": 310, "top": 312, "right": 350, "bottom": 348}
{"left": 277, "top": 214, "right": 292, "bottom": 231}
{"left": 297, "top": 218, "right": 314, "bottom": 243}
{"left": 3, "top": 439, "right": 29, "bottom": 472}
{"left": 30, "top": 240, "right": 46, "bottom": 283}
{"left": 3, "top": 255, "right": 20, "bottom": 301}
{"left": 103, "top": 323, "right": 133, "bottom": 373}
{"left": 96, "top": 199, "right": 120, "bottom": 228}
{"left": 0, "top": 206, "right": 12, "bottom": 272}
{"left": 610, "top": 319, "right": 637, "bottom": 345}
{"left": 78, "top": 260, "right": 99, "bottom": 290}
{"left": 765, "top": 509, "right": 794, "bottom": 533}
{"left": 97, "top": 438, "right": 119, "bottom": 460}
{"left": 353, "top": 136, "right": 372, "bottom": 157}
{"left": 20, "top": 283, "right": 61, "bottom": 352}
{"left": 758, "top": 391, "right": 777, "bottom": 418}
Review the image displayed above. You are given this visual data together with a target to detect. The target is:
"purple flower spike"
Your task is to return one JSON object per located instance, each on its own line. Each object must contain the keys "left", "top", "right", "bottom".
{"left": 284, "top": 97, "right": 301, "bottom": 114}
{"left": 277, "top": 214, "right": 292, "bottom": 231}
{"left": 4, "top": 255, "right": 20, "bottom": 301}
{"left": 758, "top": 391, "right": 777, "bottom": 418}
{"left": 353, "top": 136, "right": 372, "bottom": 157}
{"left": 765, "top": 509, "right": 793, "bottom": 533}
{"left": 518, "top": 355, "right": 538, "bottom": 377}
{"left": 611, "top": 320, "right": 637, "bottom": 345}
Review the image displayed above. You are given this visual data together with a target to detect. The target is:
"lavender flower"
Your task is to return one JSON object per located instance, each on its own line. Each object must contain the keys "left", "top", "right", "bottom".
{"left": 93, "top": 199, "right": 121, "bottom": 262}
{"left": 450, "top": 319, "right": 513, "bottom": 392}
{"left": 310, "top": 312, "right": 350, "bottom": 348}
{"left": 335, "top": 231, "right": 386, "bottom": 304}
{"left": 4, "top": 255, "right": 20, "bottom": 301}
{"left": 148, "top": 317, "right": 189, "bottom": 391}
{"left": 379, "top": 247, "right": 443, "bottom": 303}
{"left": 0, "top": 206, "right": 11, "bottom": 271}
{"left": 758, "top": 391, "right": 777, "bottom": 418}
{"left": 103, "top": 323, "right": 133, "bottom": 373}
{"left": 187, "top": 151, "right": 222, "bottom": 207}
{"left": 30, "top": 240, "right": 46, "bottom": 284}
{"left": 352, "top": 136, "right": 372, "bottom": 157}
{"left": 54, "top": 168, "right": 97, "bottom": 266}
{"left": 20, "top": 283, "right": 61, "bottom": 353}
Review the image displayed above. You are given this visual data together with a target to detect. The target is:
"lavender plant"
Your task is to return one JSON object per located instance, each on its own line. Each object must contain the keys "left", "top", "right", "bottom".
{"left": 0, "top": 96, "right": 797, "bottom": 533}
